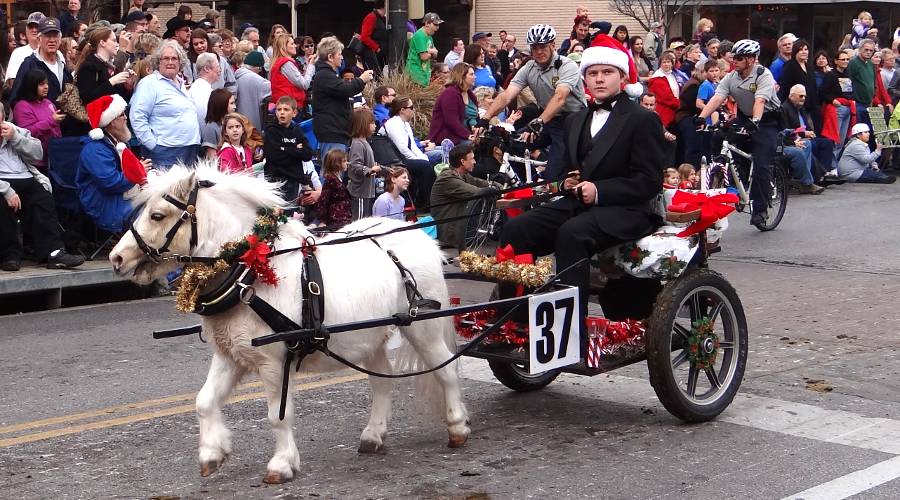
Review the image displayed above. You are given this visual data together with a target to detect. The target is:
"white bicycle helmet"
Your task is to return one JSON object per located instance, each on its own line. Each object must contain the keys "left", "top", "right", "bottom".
{"left": 732, "top": 39, "right": 760, "bottom": 57}
{"left": 526, "top": 24, "right": 557, "bottom": 45}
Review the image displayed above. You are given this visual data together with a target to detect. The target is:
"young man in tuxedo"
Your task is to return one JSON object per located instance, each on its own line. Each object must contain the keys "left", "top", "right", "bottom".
{"left": 498, "top": 40, "right": 665, "bottom": 314}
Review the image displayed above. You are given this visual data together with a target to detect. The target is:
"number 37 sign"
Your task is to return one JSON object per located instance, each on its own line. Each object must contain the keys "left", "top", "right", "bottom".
{"left": 528, "top": 287, "right": 582, "bottom": 374}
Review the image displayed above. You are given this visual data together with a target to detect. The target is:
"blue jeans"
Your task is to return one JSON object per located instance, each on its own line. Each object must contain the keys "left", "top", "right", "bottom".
{"left": 677, "top": 116, "right": 702, "bottom": 168}
{"left": 318, "top": 142, "right": 348, "bottom": 162}
{"left": 425, "top": 148, "right": 443, "bottom": 166}
{"left": 783, "top": 145, "right": 814, "bottom": 185}
{"left": 857, "top": 167, "right": 895, "bottom": 183}
{"left": 151, "top": 145, "right": 200, "bottom": 171}
{"left": 833, "top": 105, "right": 851, "bottom": 164}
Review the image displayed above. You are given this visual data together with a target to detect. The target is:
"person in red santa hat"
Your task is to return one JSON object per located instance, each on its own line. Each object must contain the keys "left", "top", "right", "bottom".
{"left": 496, "top": 42, "right": 666, "bottom": 321}
{"left": 588, "top": 33, "right": 646, "bottom": 99}
{"left": 76, "top": 94, "right": 153, "bottom": 232}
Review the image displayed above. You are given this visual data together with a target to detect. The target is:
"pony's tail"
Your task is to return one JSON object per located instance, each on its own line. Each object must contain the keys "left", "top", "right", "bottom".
{"left": 394, "top": 316, "right": 459, "bottom": 418}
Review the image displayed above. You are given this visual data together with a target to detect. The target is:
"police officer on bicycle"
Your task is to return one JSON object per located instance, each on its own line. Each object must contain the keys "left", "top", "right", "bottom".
{"left": 483, "top": 24, "right": 586, "bottom": 181}
{"left": 697, "top": 39, "right": 781, "bottom": 226}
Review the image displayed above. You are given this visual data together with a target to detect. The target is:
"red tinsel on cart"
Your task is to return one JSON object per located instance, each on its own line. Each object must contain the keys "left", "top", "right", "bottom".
{"left": 586, "top": 317, "right": 646, "bottom": 368}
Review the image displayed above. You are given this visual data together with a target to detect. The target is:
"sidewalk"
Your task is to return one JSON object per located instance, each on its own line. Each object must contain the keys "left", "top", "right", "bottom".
{"left": 0, "top": 259, "right": 127, "bottom": 310}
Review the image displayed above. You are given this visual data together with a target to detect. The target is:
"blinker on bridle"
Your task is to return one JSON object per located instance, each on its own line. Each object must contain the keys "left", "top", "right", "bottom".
{"left": 130, "top": 179, "right": 216, "bottom": 263}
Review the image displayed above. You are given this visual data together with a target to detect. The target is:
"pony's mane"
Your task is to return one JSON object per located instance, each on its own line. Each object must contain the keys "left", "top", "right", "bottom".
{"left": 134, "top": 159, "right": 287, "bottom": 210}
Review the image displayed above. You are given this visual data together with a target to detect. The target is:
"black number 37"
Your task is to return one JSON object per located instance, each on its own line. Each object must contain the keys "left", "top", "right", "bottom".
{"left": 534, "top": 297, "right": 575, "bottom": 363}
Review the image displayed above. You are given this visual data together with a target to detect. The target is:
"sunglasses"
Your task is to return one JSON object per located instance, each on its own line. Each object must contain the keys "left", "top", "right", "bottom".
{"left": 303, "top": 44, "right": 315, "bottom": 48}
{"left": 837, "top": 58, "right": 850, "bottom": 62}
{"left": 403, "top": 105, "right": 415, "bottom": 110}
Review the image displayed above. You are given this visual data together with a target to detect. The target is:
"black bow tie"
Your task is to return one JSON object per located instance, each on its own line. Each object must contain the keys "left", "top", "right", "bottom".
{"left": 589, "top": 99, "right": 614, "bottom": 112}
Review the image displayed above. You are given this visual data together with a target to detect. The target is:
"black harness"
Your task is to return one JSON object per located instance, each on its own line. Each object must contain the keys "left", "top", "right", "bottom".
{"left": 130, "top": 180, "right": 216, "bottom": 264}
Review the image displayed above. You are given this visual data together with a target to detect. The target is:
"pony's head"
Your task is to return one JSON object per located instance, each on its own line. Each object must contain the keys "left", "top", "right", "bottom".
{"left": 110, "top": 160, "right": 286, "bottom": 285}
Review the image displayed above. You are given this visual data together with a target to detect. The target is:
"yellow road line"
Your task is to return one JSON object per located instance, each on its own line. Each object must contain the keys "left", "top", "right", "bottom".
{"left": 0, "top": 373, "right": 367, "bottom": 448}
{"left": 0, "top": 373, "right": 329, "bottom": 435}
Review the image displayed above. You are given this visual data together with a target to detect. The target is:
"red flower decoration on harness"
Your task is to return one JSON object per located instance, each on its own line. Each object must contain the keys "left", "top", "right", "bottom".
{"left": 240, "top": 235, "right": 279, "bottom": 285}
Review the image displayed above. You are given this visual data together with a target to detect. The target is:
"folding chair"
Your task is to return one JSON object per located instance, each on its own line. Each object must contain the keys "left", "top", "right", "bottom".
{"left": 48, "top": 137, "right": 117, "bottom": 261}
{"left": 867, "top": 106, "right": 900, "bottom": 149}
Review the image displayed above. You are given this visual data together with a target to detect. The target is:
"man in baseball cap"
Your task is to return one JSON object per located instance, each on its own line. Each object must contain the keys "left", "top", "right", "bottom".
{"left": 9, "top": 16, "right": 72, "bottom": 104}
{"left": 5, "top": 13, "right": 47, "bottom": 84}
{"left": 407, "top": 13, "right": 442, "bottom": 85}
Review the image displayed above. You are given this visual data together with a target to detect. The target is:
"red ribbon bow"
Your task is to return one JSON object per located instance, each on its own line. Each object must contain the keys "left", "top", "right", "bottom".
{"left": 502, "top": 188, "right": 533, "bottom": 218}
{"left": 240, "top": 235, "right": 279, "bottom": 285}
{"left": 495, "top": 244, "right": 534, "bottom": 265}
{"left": 669, "top": 190, "right": 739, "bottom": 238}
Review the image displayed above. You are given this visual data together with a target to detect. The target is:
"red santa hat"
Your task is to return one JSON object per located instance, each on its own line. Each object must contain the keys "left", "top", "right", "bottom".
{"left": 116, "top": 142, "right": 147, "bottom": 186}
{"left": 584, "top": 34, "right": 644, "bottom": 98}
{"left": 86, "top": 94, "right": 127, "bottom": 141}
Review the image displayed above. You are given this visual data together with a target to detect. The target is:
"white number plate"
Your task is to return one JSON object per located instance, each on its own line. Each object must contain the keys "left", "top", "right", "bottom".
{"left": 528, "top": 286, "right": 581, "bottom": 374}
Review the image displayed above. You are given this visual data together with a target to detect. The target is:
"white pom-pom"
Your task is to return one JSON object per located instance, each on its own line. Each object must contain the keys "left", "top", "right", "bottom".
{"left": 116, "top": 142, "right": 127, "bottom": 153}
{"left": 625, "top": 82, "right": 645, "bottom": 98}
{"left": 88, "top": 128, "right": 104, "bottom": 140}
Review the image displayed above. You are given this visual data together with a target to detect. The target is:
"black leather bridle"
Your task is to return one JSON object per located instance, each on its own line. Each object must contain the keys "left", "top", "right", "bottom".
{"left": 129, "top": 179, "right": 216, "bottom": 264}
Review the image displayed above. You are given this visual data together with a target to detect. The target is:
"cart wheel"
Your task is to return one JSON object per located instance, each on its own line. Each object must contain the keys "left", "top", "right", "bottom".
{"left": 646, "top": 268, "right": 748, "bottom": 422}
{"left": 754, "top": 162, "right": 788, "bottom": 232}
{"left": 488, "top": 361, "right": 560, "bottom": 392}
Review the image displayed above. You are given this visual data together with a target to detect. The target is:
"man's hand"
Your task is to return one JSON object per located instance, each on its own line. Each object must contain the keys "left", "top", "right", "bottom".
{"left": 369, "top": 164, "right": 382, "bottom": 174}
{"left": 6, "top": 193, "right": 21, "bottom": 212}
{"left": 574, "top": 181, "right": 597, "bottom": 205}
{"left": 428, "top": 47, "right": 438, "bottom": 56}
{"left": 562, "top": 170, "right": 581, "bottom": 191}
{"left": 664, "top": 131, "right": 677, "bottom": 142}
{"left": 694, "top": 116, "right": 707, "bottom": 131}
{"left": 0, "top": 122, "right": 15, "bottom": 140}
{"left": 360, "top": 70, "right": 374, "bottom": 83}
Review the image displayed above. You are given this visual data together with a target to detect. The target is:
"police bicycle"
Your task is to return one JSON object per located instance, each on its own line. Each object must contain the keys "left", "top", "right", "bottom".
{"left": 703, "top": 121, "right": 789, "bottom": 231}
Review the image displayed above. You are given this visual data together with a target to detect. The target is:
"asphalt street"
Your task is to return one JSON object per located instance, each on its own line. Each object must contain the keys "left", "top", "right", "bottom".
{"left": 1, "top": 182, "right": 900, "bottom": 499}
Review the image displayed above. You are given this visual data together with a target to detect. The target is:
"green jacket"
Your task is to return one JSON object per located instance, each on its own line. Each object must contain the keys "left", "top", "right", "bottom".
{"left": 848, "top": 56, "right": 875, "bottom": 106}
{"left": 430, "top": 168, "right": 493, "bottom": 250}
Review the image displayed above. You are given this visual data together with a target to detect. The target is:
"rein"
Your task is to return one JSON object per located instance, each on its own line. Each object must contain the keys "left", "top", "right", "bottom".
{"left": 130, "top": 180, "right": 216, "bottom": 263}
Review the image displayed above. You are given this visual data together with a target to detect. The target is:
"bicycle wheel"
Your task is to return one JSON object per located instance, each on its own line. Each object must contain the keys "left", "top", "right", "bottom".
{"left": 754, "top": 162, "right": 788, "bottom": 231}
{"left": 463, "top": 198, "right": 497, "bottom": 251}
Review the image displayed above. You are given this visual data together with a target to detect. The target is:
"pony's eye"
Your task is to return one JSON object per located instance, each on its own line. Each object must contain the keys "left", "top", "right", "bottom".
{"left": 150, "top": 212, "right": 165, "bottom": 221}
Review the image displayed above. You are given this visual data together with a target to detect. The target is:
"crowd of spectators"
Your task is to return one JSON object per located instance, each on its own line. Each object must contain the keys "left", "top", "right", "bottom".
{"left": 3, "top": 3, "right": 900, "bottom": 274}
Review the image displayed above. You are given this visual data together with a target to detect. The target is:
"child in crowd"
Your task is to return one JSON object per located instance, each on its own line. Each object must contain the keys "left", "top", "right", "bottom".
{"left": 474, "top": 86, "right": 522, "bottom": 126}
{"left": 348, "top": 107, "right": 381, "bottom": 219}
{"left": 315, "top": 149, "right": 352, "bottom": 227}
{"left": 217, "top": 113, "right": 253, "bottom": 173}
{"left": 677, "top": 163, "right": 699, "bottom": 189}
{"left": 263, "top": 96, "right": 314, "bottom": 212}
{"left": 373, "top": 167, "right": 410, "bottom": 220}
{"left": 663, "top": 167, "right": 681, "bottom": 189}
{"left": 851, "top": 11, "right": 874, "bottom": 50}
{"left": 12, "top": 70, "right": 64, "bottom": 174}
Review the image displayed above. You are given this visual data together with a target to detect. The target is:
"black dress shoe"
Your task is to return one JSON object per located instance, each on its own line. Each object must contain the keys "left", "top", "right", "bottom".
{"left": 1, "top": 259, "right": 21, "bottom": 271}
{"left": 750, "top": 211, "right": 767, "bottom": 226}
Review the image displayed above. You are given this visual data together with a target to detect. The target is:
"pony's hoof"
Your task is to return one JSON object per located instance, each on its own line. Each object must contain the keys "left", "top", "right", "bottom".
{"left": 448, "top": 433, "right": 469, "bottom": 448}
{"left": 358, "top": 439, "right": 385, "bottom": 454}
{"left": 263, "top": 470, "right": 292, "bottom": 484}
{"left": 200, "top": 458, "right": 224, "bottom": 477}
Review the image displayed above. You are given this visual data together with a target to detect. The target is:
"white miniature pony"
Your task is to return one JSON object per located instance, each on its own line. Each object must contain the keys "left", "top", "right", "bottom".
{"left": 109, "top": 163, "right": 469, "bottom": 484}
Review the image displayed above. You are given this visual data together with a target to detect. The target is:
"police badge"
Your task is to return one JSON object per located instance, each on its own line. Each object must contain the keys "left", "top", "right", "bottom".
{"left": 551, "top": 76, "right": 559, "bottom": 87}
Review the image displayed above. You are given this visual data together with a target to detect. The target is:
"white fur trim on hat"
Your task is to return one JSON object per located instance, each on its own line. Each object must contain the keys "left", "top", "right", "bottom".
{"left": 580, "top": 46, "right": 629, "bottom": 76}
{"left": 98, "top": 94, "right": 127, "bottom": 129}
{"left": 625, "top": 82, "right": 644, "bottom": 98}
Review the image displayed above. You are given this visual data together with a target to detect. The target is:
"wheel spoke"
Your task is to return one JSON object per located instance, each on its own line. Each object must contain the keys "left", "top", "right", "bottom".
{"left": 673, "top": 322, "right": 691, "bottom": 340}
{"left": 687, "top": 364, "right": 699, "bottom": 398}
{"left": 689, "top": 293, "right": 703, "bottom": 323}
{"left": 705, "top": 366, "right": 722, "bottom": 389}
{"left": 707, "top": 301, "right": 724, "bottom": 324}
{"left": 672, "top": 351, "right": 689, "bottom": 369}
{"left": 718, "top": 341, "right": 735, "bottom": 349}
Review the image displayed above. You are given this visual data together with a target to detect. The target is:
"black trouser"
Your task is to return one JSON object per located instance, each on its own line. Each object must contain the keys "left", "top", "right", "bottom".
{"left": 402, "top": 158, "right": 435, "bottom": 208}
{"left": 499, "top": 203, "right": 625, "bottom": 314}
{"left": 0, "top": 177, "right": 65, "bottom": 261}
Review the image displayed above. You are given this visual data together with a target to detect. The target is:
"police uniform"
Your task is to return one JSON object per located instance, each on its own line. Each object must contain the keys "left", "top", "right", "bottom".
{"left": 715, "top": 63, "right": 781, "bottom": 216}
{"left": 510, "top": 52, "right": 586, "bottom": 180}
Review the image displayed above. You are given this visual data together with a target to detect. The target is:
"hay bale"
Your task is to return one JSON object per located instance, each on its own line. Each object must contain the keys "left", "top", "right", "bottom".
{"left": 364, "top": 70, "right": 443, "bottom": 138}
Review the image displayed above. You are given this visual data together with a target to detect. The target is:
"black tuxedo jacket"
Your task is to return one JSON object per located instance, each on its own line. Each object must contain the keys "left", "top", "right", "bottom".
{"left": 552, "top": 93, "right": 665, "bottom": 240}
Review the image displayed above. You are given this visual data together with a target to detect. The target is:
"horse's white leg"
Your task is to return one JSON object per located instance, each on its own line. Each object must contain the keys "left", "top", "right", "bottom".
{"left": 258, "top": 357, "right": 301, "bottom": 484}
{"left": 401, "top": 319, "right": 470, "bottom": 448}
{"left": 358, "top": 346, "right": 393, "bottom": 454}
{"left": 196, "top": 350, "right": 245, "bottom": 477}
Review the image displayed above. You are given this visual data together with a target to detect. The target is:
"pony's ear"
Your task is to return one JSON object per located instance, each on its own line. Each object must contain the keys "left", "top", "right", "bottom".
{"left": 172, "top": 171, "right": 197, "bottom": 201}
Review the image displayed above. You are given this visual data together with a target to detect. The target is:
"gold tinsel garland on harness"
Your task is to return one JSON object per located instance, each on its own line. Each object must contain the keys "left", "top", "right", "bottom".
{"left": 174, "top": 211, "right": 287, "bottom": 313}
{"left": 457, "top": 251, "right": 553, "bottom": 287}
